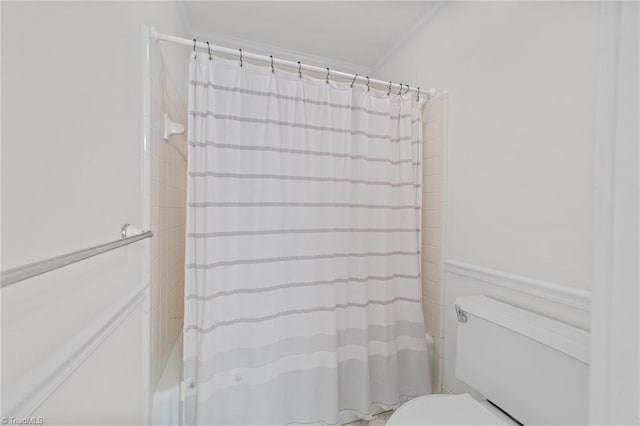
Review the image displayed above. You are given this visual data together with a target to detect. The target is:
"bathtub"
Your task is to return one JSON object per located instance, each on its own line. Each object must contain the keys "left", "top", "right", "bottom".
{"left": 152, "top": 332, "right": 183, "bottom": 426}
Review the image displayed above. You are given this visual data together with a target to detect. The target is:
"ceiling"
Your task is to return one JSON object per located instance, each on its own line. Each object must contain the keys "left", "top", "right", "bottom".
{"left": 181, "top": 2, "right": 442, "bottom": 74}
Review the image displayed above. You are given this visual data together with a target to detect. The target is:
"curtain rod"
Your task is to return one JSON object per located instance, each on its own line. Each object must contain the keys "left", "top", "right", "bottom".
{"left": 151, "top": 28, "right": 435, "bottom": 99}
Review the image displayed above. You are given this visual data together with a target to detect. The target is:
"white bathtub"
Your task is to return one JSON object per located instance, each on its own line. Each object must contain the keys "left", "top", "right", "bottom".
{"left": 152, "top": 332, "right": 183, "bottom": 426}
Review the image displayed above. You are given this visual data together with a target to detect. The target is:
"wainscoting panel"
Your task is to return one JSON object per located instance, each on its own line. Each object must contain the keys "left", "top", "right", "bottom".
{"left": 442, "top": 260, "right": 591, "bottom": 395}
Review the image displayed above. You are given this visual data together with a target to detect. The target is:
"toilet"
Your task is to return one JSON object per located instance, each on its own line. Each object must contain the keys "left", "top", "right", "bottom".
{"left": 387, "top": 295, "right": 590, "bottom": 425}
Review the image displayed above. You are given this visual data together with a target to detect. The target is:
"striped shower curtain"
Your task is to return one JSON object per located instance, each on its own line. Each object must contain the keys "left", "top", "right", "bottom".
{"left": 184, "top": 53, "right": 431, "bottom": 426}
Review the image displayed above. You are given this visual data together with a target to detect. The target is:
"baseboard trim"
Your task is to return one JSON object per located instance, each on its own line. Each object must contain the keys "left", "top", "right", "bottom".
{"left": 444, "top": 260, "right": 591, "bottom": 311}
{"left": 5, "top": 284, "right": 148, "bottom": 417}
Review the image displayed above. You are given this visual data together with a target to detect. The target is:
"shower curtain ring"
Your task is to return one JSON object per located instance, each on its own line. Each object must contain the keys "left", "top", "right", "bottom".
{"left": 366, "top": 76, "right": 370, "bottom": 91}
{"left": 417, "top": 87, "right": 420, "bottom": 101}
{"left": 350, "top": 74, "right": 358, "bottom": 88}
{"left": 238, "top": 49, "right": 243, "bottom": 67}
{"left": 297, "top": 61, "right": 302, "bottom": 79}
{"left": 192, "top": 38, "right": 197, "bottom": 59}
{"left": 325, "top": 67, "right": 330, "bottom": 84}
{"left": 270, "top": 55, "right": 274, "bottom": 73}
{"left": 397, "top": 83, "right": 403, "bottom": 96}
{"left": 387, "top": 81, "right": 392, "bottom": 96}
{"left": 206, "top": 41, "right": 212, "bottom": 61}
{"left": 404, "top": 84, "right": 410, "bottom": 95}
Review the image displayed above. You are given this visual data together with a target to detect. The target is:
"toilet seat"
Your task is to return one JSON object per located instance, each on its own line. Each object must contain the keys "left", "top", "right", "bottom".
{"left": 386, "top": 393, "right": 512, "bottom": 425}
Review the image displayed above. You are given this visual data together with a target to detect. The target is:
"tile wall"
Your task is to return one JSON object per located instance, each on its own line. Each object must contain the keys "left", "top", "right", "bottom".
{"left": 149, "top": 45, "right": 188, "bottom": 390}
{"left": 421, "top": 94, "right": 449, "bottom": 393}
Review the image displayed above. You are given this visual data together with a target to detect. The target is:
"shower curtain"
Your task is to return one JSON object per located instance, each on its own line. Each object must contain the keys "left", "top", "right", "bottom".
{"left": 184, "top": 53, "right": 431, "bottom": 426}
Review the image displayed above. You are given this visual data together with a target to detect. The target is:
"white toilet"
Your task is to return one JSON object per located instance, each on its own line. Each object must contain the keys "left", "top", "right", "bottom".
{"left": 387, "top": 295, "right": 590, "bottom": 426}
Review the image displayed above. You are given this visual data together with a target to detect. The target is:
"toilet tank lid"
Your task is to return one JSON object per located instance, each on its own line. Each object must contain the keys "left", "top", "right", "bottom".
{"left": 455, "top": 296, "right": 589, "bottom": 363}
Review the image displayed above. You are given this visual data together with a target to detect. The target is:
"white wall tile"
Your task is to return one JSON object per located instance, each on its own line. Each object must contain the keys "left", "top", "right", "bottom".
{"left": 421, "top": 95, "right": 448, "bottom": 390}
{"left": 149, "top": 42, "right": 188, "bottom": 391}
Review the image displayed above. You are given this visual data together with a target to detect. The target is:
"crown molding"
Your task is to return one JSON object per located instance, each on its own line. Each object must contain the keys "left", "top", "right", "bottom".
{"left": 370, "top": 1, "right": 445, "bottom": 75}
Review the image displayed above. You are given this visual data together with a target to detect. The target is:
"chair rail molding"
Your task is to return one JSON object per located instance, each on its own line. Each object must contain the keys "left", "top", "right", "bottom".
{"left": 444, "top": 260, "right": 592, "bottom": 312}
{"left": 3, "top": 283, "right": 148, "bottom": 418}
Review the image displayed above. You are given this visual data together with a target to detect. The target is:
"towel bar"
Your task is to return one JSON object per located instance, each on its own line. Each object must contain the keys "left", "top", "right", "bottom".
{"left": 1, "top": 226, "right": 153, "bottom": 288}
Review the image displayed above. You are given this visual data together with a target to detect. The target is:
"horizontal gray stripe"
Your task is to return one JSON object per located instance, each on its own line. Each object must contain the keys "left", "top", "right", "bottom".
{"left": 187, "top": 322, "right": 426, "bottom": 376}
{"left": 186, "top": 273, "right": 421, "bottom": 301}
{"left": 189, "top": 171, "right": 420, "bottom": 188}
{"left": 185, "top": 297, "right": 421, "bottom": 333}
{"left": 187, "top": 356, "right": 429, "bottom": 425}
{"left": 186, "top": 250, "right": 419, "bottom": 270}
{"left": 188, "top": 227, "right": 419, "bottom": 238}
{"left": 188, "top": 110, "right": 414, "bottom": 142}
{"left": 188, "top": 201, "right": 419, "bottom": 210}
{"left": 188, "top": 141, "right": 421, "bottom": 165}
{"left": 190, "top": 80, "right": 413, "bottom": 119}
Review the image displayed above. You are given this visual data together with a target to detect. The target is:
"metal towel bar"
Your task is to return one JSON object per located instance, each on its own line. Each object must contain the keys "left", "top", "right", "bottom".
{"left": 1, "top": 227, "right": 153, "bottom": 288}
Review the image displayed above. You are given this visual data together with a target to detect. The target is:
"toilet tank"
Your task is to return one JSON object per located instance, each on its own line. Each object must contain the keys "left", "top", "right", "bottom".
{"left": 454, "top": 295, "right": 589, "bottom": 425}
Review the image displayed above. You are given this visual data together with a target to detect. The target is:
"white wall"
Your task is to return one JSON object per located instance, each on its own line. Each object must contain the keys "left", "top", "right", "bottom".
{"left": 1, "top": 2, "right": 188, "bottom": 423}
{"left": 376, "top": 1, "right": 600, "bottom": 290}
{"left": 589, "top": 2, "right": 639, "bottom": 424}
{"left": 376, "top": 1, "right": 600, "bottom": 400}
